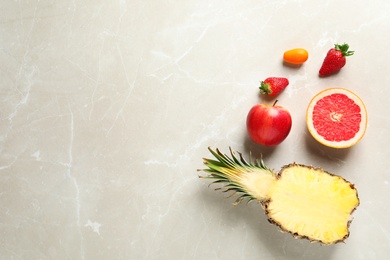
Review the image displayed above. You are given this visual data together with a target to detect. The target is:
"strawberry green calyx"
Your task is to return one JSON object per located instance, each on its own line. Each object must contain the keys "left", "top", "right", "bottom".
{"left": 259, "top": 81, "right": 272, "bottom": 95}
{"left": 335, "top": 43, "right": 354, "bottom": 57}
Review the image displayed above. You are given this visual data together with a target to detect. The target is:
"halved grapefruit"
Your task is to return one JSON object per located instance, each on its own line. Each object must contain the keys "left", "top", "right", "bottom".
{"left": 306, "top": 88, "right": 367, "bottom": 148}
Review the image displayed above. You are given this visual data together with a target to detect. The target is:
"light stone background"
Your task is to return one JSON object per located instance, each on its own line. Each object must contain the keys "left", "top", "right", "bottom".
{"left": 1, "top": 0, "right": 389, "bottom": 259}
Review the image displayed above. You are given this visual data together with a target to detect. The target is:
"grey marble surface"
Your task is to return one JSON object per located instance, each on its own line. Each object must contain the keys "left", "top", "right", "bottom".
{"left": 1, "top": 0, "right": 389, "bottom": 259}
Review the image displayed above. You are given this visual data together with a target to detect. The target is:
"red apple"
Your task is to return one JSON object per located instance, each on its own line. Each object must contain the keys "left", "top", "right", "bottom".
{"left": 246, "top": 101, "right": 292, "bottom": 146}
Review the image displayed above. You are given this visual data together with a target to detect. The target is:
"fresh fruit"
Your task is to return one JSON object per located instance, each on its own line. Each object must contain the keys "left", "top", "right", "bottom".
{"left": 306, "top": 88, "right": 367, "bottom": 148}
{"left": 199, "top": 147, "right": 360, "bottom": 245}
{"left": 259, "top": 77, "right": 289, "bottom": 97}
{"left": 283, "top": 48, "right": 309, "bottom": 65}
{"left": 319, "top": 43, "right": 354, "bottom": 76}
{"left": 246, "top": 101, "right": 292, "bottom": 146}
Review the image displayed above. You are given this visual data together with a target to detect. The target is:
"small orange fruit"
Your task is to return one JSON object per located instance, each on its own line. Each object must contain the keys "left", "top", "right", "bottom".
{"left": 306, "top": 88, "right": 367, "bottom": 148}
{"left": 283, "top": 48, "right": 309, "bottom": 65}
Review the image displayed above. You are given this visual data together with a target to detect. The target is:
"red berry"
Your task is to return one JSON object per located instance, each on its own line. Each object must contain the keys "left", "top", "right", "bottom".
{"left": 259, "top": 77, "right": 289, "bottom": 97}
{"left": 319, "top": 43, "right": 354, "bottom": 77}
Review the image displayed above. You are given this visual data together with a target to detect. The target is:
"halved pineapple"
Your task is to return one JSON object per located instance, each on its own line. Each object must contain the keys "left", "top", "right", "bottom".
{"left": 199, "top": 147, "right": 359, "bottom": 245}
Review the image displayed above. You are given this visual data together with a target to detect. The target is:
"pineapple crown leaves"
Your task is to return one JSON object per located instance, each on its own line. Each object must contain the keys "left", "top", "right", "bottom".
{"left": 198, "top": 147, "right": 275, "bottom": 205}
{"left": 334, "top": 43, "right": 354, "bottom": 57}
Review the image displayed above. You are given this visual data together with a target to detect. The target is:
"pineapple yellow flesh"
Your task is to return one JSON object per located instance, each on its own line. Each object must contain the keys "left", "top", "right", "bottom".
{"left": 265, "top": 164, "right": 359, "bottom": 244}
{"left": 199, "top": 147, "right": 360, "bottom": 245}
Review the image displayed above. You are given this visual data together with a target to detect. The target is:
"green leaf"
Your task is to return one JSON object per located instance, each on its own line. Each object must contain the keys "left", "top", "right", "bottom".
{"left": 335, "top": 43, "right": 354, "bottom": 57}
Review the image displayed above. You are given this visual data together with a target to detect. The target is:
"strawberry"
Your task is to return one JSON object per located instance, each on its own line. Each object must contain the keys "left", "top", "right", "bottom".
{"left": 259, "top": 77, "right": 289, "bottom": 97}
{"left": 319, "top": 43, "right": 354, "bottom": 77}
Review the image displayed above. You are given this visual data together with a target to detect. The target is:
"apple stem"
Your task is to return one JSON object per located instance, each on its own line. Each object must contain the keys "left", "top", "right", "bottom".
{"left": 273, "top": 100, "right": 278, "bottom": 107}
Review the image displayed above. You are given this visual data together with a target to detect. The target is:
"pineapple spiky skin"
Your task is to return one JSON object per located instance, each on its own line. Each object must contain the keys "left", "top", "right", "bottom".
{"left": 199, "top": 147, "right": 360, "bottom": 245}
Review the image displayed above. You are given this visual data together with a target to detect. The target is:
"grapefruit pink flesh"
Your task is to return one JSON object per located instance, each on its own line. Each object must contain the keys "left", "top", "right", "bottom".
{"left": 312, "top": 93, "right": 362, "bottom": 142}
